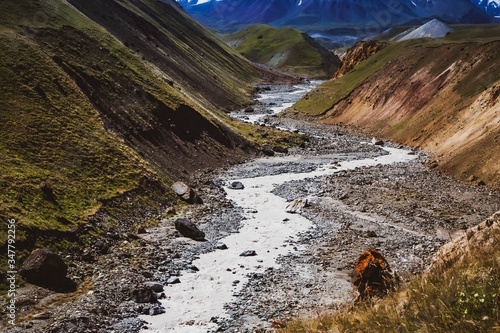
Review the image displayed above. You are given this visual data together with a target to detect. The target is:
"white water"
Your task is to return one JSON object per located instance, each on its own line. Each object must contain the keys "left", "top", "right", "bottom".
{"left": 231, "top": 81, "right": 322, "bottom": 124}
{"left": 140, "top": 145, "right": 417, "bottom": 332}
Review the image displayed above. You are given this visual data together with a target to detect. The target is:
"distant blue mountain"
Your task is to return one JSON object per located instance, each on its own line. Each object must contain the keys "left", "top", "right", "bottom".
{"left": 177, "top": 0, "right": 493, "bottom": 30}
{"left": 470, "top": 0, "right": 500, "bottom": 18}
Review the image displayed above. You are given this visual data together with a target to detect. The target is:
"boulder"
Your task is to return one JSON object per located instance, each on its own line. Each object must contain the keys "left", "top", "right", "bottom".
{"left": 273, "top": 146, "right": 289, "bottom": 154}
{"left": 230, "top": 181, "right": 245, "bottom": 190}
{"left": 351, "top": 249, "right": 397, "bottom": 301}
{"left": 137, "top": 225, "right": 147, "bottom": 234}
{"left": 371, "top": 137, "right": 384, "bottom": 146}
{"left": 132, "top": 287, "right": 158, "bottom": 303}
{"left": 262, "top": 149, "right": 275, "bottom": 157}
{"left": 172, "top": 182, "right": 203, "bottom": 204}
{"left": 93, "top": 239, "right": 109, "bottom": 254}
{"left": 285, "top": 198, "right": 309, "bottom": 214}
{"left": 174, "top": 218, "right": 205, "bottom": 241}
{"left": 20, "top": 248, "right": 68, "bottom": 286}
{"left": 244, "top": 106, "right": 254, "bottom": 113}
{"left": 144, "top": 282, "right": 164, "bottom": 293}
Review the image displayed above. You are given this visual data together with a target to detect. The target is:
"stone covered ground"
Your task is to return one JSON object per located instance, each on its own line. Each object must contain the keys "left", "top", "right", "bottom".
{"left": 3, "top": 84, "right": 499, "bottom": 333}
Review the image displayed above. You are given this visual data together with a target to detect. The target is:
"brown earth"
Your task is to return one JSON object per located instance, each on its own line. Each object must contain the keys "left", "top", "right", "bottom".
{"left": 320, "top": 41, "right": 500, "bottom": 187}
{"left": 333, "top": 40, "right": 388, "bottom": 79}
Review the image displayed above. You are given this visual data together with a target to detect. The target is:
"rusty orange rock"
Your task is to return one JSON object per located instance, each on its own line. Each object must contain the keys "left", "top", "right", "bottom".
{"left": 351, "top": 249, "right": 397, "bottom": 301}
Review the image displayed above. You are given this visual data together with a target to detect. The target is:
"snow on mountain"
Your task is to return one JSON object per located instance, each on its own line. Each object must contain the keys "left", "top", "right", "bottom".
{"left": 471, "top": 0, "right": 500, "bottom": 17}
{"left": 396, "top": 19, "right": 454, "bottom": 41}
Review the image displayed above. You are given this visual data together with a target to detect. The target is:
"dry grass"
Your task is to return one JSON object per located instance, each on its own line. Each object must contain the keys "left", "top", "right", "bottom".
{"left": 280, "top": 221, "right": 500, "bottom": 333}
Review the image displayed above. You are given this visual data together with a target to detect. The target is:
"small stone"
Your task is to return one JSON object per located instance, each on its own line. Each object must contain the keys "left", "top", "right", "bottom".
{"left": 363, "top": 231, "right": 377, "bottom": 238}
{"left": 166, "top": 277, "right": 181, "bottom": 284}
{"left": 240, "top": 250, "right": 257, "bottom": 257}
{"left": 230, "top": 181, "right": 245, "bottom": 190}
{"left": 216, "top": 242, "right": 228, "bottom": 250}
{"left": 285, "top": 198, "right": 309, "bottom": 214}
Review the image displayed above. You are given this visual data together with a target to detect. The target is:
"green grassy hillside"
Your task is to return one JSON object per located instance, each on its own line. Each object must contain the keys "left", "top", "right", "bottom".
{"left": 224, "top": 24, "right": 340, "bottom": 78}
{"left": 0, "top": 0, "right": 300, "bottom": 260}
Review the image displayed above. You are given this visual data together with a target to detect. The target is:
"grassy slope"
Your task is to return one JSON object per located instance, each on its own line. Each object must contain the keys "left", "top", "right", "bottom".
{"left": 0, "top": 0, "right": 302, "bottom": 259}
{"left": 224, "top": 24, "right": 338, "bottom": 78}
{"left": 283, "top": 214, "right": 500, "bottom": 333}
{"left": 292, "top": 26, "right": 500, "bottom": 186}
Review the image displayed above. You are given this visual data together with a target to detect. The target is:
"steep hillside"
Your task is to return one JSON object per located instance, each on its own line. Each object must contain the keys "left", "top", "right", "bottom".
{"left": 292, "top": 26, "right": 500, "bottom": 187}
{"left": 0, "top": 0, "right": 300, "bottom": 257}
{"left": 224, "top": 24, "right": 340, "bottom": 78}
{"left": 333, "top": 40, "right": 388, "bottom": 79}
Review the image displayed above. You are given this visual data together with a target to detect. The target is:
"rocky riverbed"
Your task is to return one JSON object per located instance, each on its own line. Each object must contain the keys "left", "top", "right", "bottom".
{"left": 5, "top": 82, "right": 499, "bottom": 333}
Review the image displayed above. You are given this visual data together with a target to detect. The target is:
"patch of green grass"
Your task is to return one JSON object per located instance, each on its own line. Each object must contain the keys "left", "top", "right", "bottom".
{"left": 0, "top": 34, "right": 152, "bottom": 235}
{"left": 225, "top": 24, "right": 334, "bottom": 77}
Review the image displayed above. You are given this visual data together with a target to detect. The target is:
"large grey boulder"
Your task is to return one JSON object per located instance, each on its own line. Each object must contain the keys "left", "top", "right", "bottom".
{"left": 172, "top": 182, "right": 203, "bottom": 204}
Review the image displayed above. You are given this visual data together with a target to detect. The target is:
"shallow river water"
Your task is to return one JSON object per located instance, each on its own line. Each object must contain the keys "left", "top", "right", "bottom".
{"left": 140, "top": 82, "right": 418, "bottom": 332}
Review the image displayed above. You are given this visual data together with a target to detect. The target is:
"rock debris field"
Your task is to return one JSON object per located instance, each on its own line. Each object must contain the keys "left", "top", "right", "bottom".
{"left": 10, "top": 82, "right": 499, "bottom": 333}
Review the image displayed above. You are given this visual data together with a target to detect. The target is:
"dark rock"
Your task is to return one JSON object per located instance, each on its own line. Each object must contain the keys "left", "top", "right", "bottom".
{"left": 262, "top": 149, "right": 275, "bottom": 157}
{"left": 371, "top": 138, "right": 384, "bottom": 146}
{"left": 94, "top": 239, "right": 109, "bottom": 254}
{"left": 244, "top": 106, "right": 254, "bottom": 113}
{"left": 230, "top": 181, "right": 245, "bottom": 190}
{"left": 20, "top": 248, "right": 68, "bottom": 286}
{"left": 145, "top": 282, "right": 164, "bottom": 293}
{"left": 363, "top": 231, "right": 377, "bottom": 238}
{"left": 240, "top": 250, "right": 257, "bottom": 257}
{"left": 174, "top": 218, "right": 205, "bottom": 241}
{"left": 187, "top": 264, "right": 199, "bottom": 272}
{"left": 273, "top": 146, "right": 289, "bottom": 154}
{"left": 172, "top": 182, "right": 203, "bottom": 204}
{"left": 137, "top": 225, "right": 147, "bottom": 234}
{"left": 132, "top": 287, "right": 157, "bottom": 303}
{"left": 149, "top": 306, "right": 165, "bottom": 316}
{"left": 216, "top": 242, "right": 228, "bottom": 250}
{"left": 351, "top": 249, "right": 397, "bottom": 301}
{"left": 39, "top": 182, "right": 57, "bottom": 203}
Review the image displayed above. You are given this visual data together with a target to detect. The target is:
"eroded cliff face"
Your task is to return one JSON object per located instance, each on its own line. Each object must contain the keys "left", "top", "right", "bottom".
{"left": 333, "top": 40, "right": 388, "bottom": 79}
{"left": 329, "top": 42, "right": 500, "bottom": 186}
{"left": 295, "top": 39, "right": 500, "bottom": 187}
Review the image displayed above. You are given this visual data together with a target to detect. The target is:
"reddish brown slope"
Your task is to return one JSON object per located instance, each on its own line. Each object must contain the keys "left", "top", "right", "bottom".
{"left": 314, "top": 41, "right": 500, "bottom": 186}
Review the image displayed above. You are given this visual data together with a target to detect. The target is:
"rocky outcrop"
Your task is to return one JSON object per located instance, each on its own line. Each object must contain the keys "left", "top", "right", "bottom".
{"left": 20, "top": 248, "right": 68, "bottom": 287}
{"left": 174, "top": 218, "right": 206, "bottom": 241}
{"left": 333, "top": 40, "right": 388, "bottom": 79}
{"left": 351, "top": 249, "right": 397, "bottom": 301}
{"left": 432, "top": 211, "right": 499, "bottom": 271}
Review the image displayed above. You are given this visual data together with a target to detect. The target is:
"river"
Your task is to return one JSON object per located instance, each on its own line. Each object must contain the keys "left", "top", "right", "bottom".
{"left": 138, "top": 81, "right": 421, "bottom": 332}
